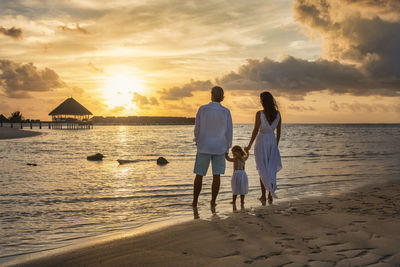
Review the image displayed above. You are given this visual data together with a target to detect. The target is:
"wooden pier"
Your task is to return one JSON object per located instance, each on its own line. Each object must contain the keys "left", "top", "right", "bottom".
{"left": 1, "top": 98, "right": 93, "bottom": 131}
{"left": 0, "top": 121, "right": 93, "bottom": 130}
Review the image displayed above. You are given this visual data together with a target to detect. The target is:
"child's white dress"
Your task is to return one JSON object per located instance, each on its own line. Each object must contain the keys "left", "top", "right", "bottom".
{"left": 231, "top": 160, "right": 248, "bottom": 195}
{"left": 254, "top": 111, "right": 282, "bottom": 198}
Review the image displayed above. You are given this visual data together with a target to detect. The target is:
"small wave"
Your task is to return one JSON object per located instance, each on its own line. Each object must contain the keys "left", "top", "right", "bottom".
{"left": 147, "top": 183, "right": 193, "bottom": 188}
{"left": 60, "top": 193, "right": 194, "bottom": 204}
{"left": 278, "top": 177, "right": 364, "bottom": 188}
{"left": 282, "top": 151, "right": 400, "bottom": 159}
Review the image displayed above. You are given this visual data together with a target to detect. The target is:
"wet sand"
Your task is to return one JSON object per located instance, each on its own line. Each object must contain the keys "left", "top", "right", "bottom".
{"left": 0, "top": 128, "right": 41, "bottom": 139}
{"left": 12, "top": 180, "right": 400, "bottom": 266}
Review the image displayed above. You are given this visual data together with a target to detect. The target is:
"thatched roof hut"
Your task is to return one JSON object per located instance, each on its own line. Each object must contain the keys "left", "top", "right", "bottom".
{"left": 49, "top": 97, "right": 93, "bottom": 128}
{"left": 49, "top": 97, "right": 92, "bottom": 117}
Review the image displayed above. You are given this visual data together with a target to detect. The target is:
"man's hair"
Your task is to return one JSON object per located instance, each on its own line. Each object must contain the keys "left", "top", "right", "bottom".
{"left": 211, "top": 86, "right": 224, "bottom": 102}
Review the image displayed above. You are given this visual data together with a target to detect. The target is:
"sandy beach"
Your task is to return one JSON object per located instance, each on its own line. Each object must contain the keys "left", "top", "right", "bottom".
{"left": 0, "top": 128, "right": 42, "bottom": 140}
{"left": 11, "top": 180, "right": 400, "bottom": 267}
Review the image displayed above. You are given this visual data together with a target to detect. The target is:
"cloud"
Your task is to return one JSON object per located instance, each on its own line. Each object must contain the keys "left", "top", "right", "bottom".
{"left": 0, "top": 59, "right": 65, "bottom": 98}
{"left": 159, "top": 0, "right": 400, "bottom": 101}
{"left": 159, "top": 79, "right": 213, "bottom": 100}
{"left": 216, "top": 56, "right": 369, "bottom": 95}
{"left": 88, "top": 62, "right": 104, "bottom": 73}
{"left": 330, "top": 100, "right": 340, "bottom": 111}
{"left": 132, "top": 92, "right": 159, "bottom": 109}
{"left": 72, "top": 86, "right": 84, "bottom": 96}
{"left": 165, "top": 102, "right": 196, "bottom": 114}
{"left": 159, "top": 54, "right": 397, "bottom": 101}
{"left": 58, "top": 24, "right": 90, "bottom": 34}
{"left": 294, "top": 0, "right": 400, "bottom": 79}
{"left": 0, "top": 26, "right": 23, "bottom": 39}
{"left": 287, "top": 104, "right": 315, "bottom": 111}
{"left": 329, "top": 100, "right": 400, "bottom": 112}
{"left": 109, "top": 105, "right": 126, "bottom": 114}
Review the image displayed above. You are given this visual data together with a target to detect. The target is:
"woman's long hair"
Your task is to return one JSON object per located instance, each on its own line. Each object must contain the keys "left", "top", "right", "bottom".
{"left": 260, "top": 92, "right": 279, "bottom": 123}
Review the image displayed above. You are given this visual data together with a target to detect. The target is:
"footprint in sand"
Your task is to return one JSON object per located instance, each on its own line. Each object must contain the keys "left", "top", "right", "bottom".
{"left": 220, "top": 251, "right": 240, "bottom": 258}
{"left": 302, "top": 236, "right": 316, "bottom": 242}
{"left": 349, "top": 220, "right": 366, "bottom": 225}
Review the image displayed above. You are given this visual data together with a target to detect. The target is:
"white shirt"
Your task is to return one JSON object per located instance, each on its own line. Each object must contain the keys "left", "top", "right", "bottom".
{"left": 194, "top": 102, "right": 233, "bottom": 154}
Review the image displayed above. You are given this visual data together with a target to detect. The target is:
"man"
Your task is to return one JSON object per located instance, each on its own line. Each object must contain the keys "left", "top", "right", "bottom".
{"left": 192, "top": 86, "right": 233, "bottom": 207}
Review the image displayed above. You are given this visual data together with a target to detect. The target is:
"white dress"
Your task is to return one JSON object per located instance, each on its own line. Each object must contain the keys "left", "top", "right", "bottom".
{"left": 231, "top": 160, "right": 248, "bottom": 195}
{"left": 254, "top": 111, "right": 282, "bottom": 198}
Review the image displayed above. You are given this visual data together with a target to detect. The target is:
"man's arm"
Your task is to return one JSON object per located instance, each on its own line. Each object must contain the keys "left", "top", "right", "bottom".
{"left": 226, "top": 110, "right": 233, "bottom": 152}
{"left": 193, "top": 108, "right": 201, "bottom": 143}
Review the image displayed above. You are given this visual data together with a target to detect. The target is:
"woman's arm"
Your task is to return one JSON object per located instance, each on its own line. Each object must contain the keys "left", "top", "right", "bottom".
{"left": 276, "top": 113, "right": 282, "bottom": 145}
{"left": 245, "top": 111, "right": 261, "bottom": 151}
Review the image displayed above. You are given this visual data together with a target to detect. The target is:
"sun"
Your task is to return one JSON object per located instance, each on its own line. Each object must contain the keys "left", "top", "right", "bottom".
{"left": 103, "top": 73, "right": 144, "bottom": 109}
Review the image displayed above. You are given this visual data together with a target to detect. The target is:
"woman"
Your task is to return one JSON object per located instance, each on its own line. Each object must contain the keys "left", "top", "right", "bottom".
{"left": 245, "top": 92, "right": 282, "bottom": 203}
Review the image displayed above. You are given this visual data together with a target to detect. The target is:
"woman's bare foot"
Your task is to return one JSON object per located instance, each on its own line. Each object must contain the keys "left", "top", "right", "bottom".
{"left": 267, "top": 192, "right": 273, "bottom": 203}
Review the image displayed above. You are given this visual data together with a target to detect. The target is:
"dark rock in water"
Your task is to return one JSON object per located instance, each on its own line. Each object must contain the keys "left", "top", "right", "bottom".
{"left": 157, "top": 157, "right": 168, "bottom": 165}
{"left": 87, "top": 153, "right": 104, "bottom": 161}
{"left": 27, "top": 163, "right": 37, "bottom": 166}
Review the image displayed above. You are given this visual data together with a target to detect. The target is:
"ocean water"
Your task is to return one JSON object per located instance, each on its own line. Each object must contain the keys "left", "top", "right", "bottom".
{"left": 0, "top": 124, "right": 399, "bottom": 263}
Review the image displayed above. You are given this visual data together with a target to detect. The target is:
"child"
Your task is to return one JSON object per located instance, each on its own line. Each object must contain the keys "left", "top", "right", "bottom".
{"left": 225, "top": 145, "right": 249, "bottom": 205}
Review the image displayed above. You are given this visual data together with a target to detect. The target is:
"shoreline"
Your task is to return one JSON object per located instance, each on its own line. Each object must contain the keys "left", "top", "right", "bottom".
{"left": 9, "top": 179, "right": 400, "bottom": 267}
{"left": 0, "top": 128, "right": 42, "bottom": 140}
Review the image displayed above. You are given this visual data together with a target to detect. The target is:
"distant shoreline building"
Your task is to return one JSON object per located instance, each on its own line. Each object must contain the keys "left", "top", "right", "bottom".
{"left": 49, "top": 97, "right": 93, "bottom": 129}
{"left": 92, "top": 116, "right": 195, "bottom": 125}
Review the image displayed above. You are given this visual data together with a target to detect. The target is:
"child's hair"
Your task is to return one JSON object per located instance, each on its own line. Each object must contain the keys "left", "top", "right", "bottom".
{"left": 231, "top": 145, "right": 246, "bottom": 159}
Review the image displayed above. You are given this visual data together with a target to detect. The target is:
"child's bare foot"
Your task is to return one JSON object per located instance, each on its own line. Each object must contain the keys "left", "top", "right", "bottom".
{"left": 258, "top": 196, "right": 266, "bottom": 202}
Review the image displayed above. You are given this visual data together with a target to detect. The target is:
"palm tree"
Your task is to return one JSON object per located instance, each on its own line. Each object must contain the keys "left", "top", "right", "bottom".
{"left": 9, "top": 111, "right": 23, "bottom": 122}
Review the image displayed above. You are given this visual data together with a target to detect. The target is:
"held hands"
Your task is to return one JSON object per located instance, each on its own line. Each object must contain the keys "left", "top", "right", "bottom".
{"left": 244, "top": 146, "right": 250, "bottom": 154}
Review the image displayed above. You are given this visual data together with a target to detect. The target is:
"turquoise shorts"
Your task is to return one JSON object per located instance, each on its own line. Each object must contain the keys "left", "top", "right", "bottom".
{"left": 194, "top": 153, "right": 226, "bottom": 176}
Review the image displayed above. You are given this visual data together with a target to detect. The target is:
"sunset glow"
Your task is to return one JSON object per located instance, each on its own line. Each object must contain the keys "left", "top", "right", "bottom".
{"left": 103, "top": 74, "right": 145, "bottom": 109}
{"left": 0, "top": 0, "right": 399, "bottom": 122}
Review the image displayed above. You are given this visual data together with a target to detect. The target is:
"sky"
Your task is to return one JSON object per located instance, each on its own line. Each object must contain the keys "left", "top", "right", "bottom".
{"left": 0, "top": 0, "right": 399, "bottom": 123}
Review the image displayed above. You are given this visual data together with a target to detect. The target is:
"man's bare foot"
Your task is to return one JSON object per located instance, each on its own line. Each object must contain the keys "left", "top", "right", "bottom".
{"left": 258, "top": 196, "right": 266, "bottom": 202}
{"left": 230, "top": 201, "right": 235, "bottom": 204}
